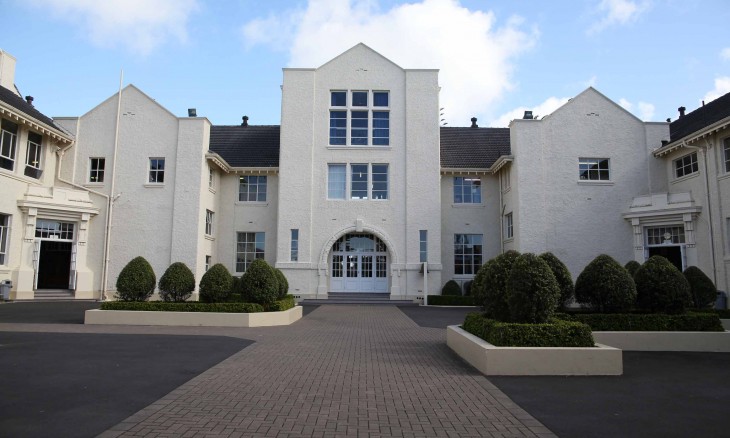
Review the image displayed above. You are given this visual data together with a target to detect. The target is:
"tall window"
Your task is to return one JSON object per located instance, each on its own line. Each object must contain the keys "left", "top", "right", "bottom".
{"left": 0, "top": 119, "right": 18, "bottom": 171}
{"left": 453, "top": 177, "right": 482, "bottom": 203}
{"left": 454, "top": 234, "right": 483, "bottom": 276}
{"left": 239, "top": 175, "right": 267, "bottom": 202}
{"left": 205, "top": 255, "right": 211, "bottom": 272}
{"left": 329, "top": 90, "right": 389, "bottom": 146}
{"left": 205, "top": 210, "right": 214, "bottom": 236}
{"left": 328, "top": 164, "right": 346, "bottom": 199}
{"left": 419, "top": 230, "right": 428, "bottom": 263}
{"left": 89, "top": 158, "right": 105, "bottom": 183}
{"left": 505, "top": 212, "right": 513, "bottom": 239}
{"left": 674, "top": 152, "right": 698, "bottom": 179}
{"left": 724, "top": 138, "right": 730, "bottom": 173}
{"left": 0, "top": 214, "right": 9, "bottom": 265}
{"left": 579, "top": 158, "right": 610, "bottom": 181}
{"left": 209, "top": 167, "right": 214, "bottom": 189}
{"left": 149, "top": 158, "right": 165, "bottom": 183}
{"left": 500, "top": 167, "right": 511, "bottom": 191}
{"left": 236, "top": 232, "right": 265, "bottom": 273}
{"left": 24, "top": 132, "right": 42, "bottom": 179}
{"left": 351, "top": 164, "right": 369, "bottom": 199}
{"left": 372, "top": 164, "right": 388, "bottom": 199}
{"left": 291, "top": 229, "right": 299, "bottom": 261}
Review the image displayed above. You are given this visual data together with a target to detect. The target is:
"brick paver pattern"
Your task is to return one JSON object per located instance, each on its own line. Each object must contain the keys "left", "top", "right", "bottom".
{"left": 102, "top": 306, "right": 554, "bottom": 438}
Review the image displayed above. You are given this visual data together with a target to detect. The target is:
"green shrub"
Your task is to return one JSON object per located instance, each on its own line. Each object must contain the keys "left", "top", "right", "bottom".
{"left": 575, "top": 254, "right": 636, "bottom": 313}
{"left": 463, "top": 280, "right": 473, "bottom": 296}
{"left": 274, "top": 268, "right": 289, "bottom": 299}
{"left": 115, "top": 256, "right": 156, "bottom": 302}
{"left": 100, "top": 301, "right": 263, "bottom": 313}
{"left": 462, "top": 312, "right": 594, "bottom": 347}
{"left": 198, "top": 263, "right": 233, "bottom": 303}
{"left": 266, "top": 294, "right": 296, "bottom": 312}
{"left": 483, "top": 250, "right": 521, "bottom": 321}
{"left": 427, "top": 295, "right": 475, "bottom": 306}
{"left": 231, "top": 276, "right": 242, "bottom": 296}
{"left": 624, "top": 260, "right": 641, "bottom": 278}
{"left": 158, "top": 262, "right": 195, "bottom": 302}
{"left": 241, "top": 259, "right": 279, "bottom": 305}
{"left": 555, "top": 312, "right": 723, "bottom": 332}
{"left": 471, "top": 260, "right": 492, "bottom": 308}
{"left": 715, "top": 309, "right": 730, "bottom": 318}
{"left": 539, "top": 252, "right": 574, "bottom": 310}
{"left": 683, "top": 266, "right": 717, "bottom": 309}
{"left": 507, "top": 253, "right": 561, "bottom": 323}
{"left": 634, "top": 256, "right": 692, "bottom": 314}
{"left": 441, "top": 280, "right": 462, "bottom": 296}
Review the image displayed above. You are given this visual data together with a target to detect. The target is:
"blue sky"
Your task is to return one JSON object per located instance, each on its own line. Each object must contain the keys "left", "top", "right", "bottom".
{"left": 3, "top": 0, "right": 728, "bottom": 127}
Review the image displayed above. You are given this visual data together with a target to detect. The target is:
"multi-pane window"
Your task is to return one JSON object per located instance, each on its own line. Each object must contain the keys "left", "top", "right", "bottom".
{"left": 209, "top": 167, "right": 214, "bottom": 189}
{"left": 89, "top": 158, "right": 105, "bottom": 183}
{"left": 351, "top": 164, "right": 369, "bottom": 199}
{"left": 0, "top": 214, "right": 9, "bottom": 265}
{"left": 0, "top": 119, "right": 18, "bottom": 171}
{"left": 724, "top": 138, "right": 730, "bottom": 173}
{"left": 505, "top": 212, "right": 513, "bottom": 239}
{"left": 329, "top": 90, "right": 389, "bottom": 146}
{"left": 453, "top": 177, "right": 482, "bottom": 203}
{"left": 205, "top": 210, "right": 214, "bottom": 236}
{"left": 674, "top": 152, "right": 698, "bottom": 179}
{"left": 328, "top": 164, "right": 346, "bottom": 199}
{"left": 329, "top": 163, "right": 389, "bottom": 200}
{"left": 291, "top": 229, "right": 299, "bottom": 262}
{"left": 236, "top": 232, "right": 265, "bottom": 273}
{"left": 24, "top": 132, "right": 42, "bottom": 179}
{"left": 35, "top": 220, "right": 74, "bottom": 240}
{"left": 372, "top": 164, "right": 388, "bottom": 199}
{"left": 579, "top": 158, "right": 610, "bottom": 181}
{"left": 149, "top": 158, "right": 165, "bottom": 183}
{"left": 239, "top": 175, "right": 267, "bottom": 202}
{"left": 646, "top": 226, "right": 685, "bottom": 245}
{"left": 205, "top": 255, "right": 211, "bottom": 272}
{"left": 454, "top": 234, "right": 483, "bottom": 276}
{"left": 419, "top": 230, "right": 428, "bottom": 263}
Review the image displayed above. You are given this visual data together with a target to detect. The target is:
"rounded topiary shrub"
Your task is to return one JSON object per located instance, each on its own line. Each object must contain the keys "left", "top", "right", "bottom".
{"left": 442, "top": 280, "right": 462, "bottom": 296}
{"left": 507, "top": 253, "right": 561, "bottom": 323}
{"left": 199, "top": 263, "right": 233, "bottom": 303}
{"left": 634, "top": 256, "right": 692, "bottom": 314}
{"left": 275, "top": 268, "right": 289, "bottom": 299}
{"left": 241, "top": 259, "right": 279, "bottom": 305}
{"left": 575, "top": 254, "right": 636, "bottom": 313}
{"left": 471, "top": 260, "right": 491, "bottom": 308}
{"left": 683, "top": 266, "right": 717, "bottom": 309}
{"left": 539, "top": 252, "right": 574, "bottom": 310}
{"left": 158, "top": 262, "right": 195, "bottom": 302}
{"left": 116, "top": 256, "right": 156, "bottom": 302}
{"left": 483, "top": 250, "right": 521, "bottom": 321}
{"left": 624, "top": 260, "right": 641, "bottom": 278}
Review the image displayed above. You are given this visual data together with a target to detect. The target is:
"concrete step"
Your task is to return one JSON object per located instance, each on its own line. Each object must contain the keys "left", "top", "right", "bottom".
{"left": 34, "top": 289, "right": 75, "bottom": 300}
{"left": 301, "top": 293, "right": 417, "bottom": 306}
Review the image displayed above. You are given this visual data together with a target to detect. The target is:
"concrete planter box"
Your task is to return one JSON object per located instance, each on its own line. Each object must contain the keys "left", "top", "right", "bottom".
{"left": 447, "top": 325, "right": 622, "bottom": 376}
{"left": 85, "top": 306, "right": 302, "bottom": 327}
{"left": 593, "top": 330, "right": 730, "bottom": 352}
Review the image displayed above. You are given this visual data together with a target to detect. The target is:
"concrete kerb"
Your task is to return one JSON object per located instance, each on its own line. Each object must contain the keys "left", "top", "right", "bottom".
{"left": 84, "top": 305, "right": 303, "bottom": 327}
{"left": 446, "top": 325, "right": 623, "bottom": 376}
{"left": 593, "top": 330, "right": 730, "bottom": 352}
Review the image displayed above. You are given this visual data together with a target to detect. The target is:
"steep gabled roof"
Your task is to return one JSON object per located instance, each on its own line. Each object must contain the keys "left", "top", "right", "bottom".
{"left": 0, "top": 85, "right": 71, "bottom": 140}
{"left": 209, "top": 125, "right": 280, "bottom": 168}
{"left": 669, "top": 92, "right": 730, "bottom": 142}
{"left": 440, "top": 127, "right": 511, "bottom": 169}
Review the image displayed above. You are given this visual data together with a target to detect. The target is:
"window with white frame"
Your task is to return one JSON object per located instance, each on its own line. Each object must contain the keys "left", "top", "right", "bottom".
{"left": 236, "top": 232, "right": 265, "bottom": 273}
{"left": 35, "top": 220, "right": 74, "bottom": 240}
{"left": 239, "top": 175, "right": 267, "bottom": 202}
{"left": 205, "top": 255, "right": 211, "bottom": 271}
{"left": 453, "top": 177, "right": 482, "bottom": 203}
{"left": 329, "top": 90, "right": 389, "bottom": 146}
{"left": 148, "top": 158, "right": 165, "bottom": 183}
{"left": 723, "top": 138, "right": 730, "bottom": 173}
{"left": 674, "top": 152, "right": 698, "bottom": 179}
{"left": 646, "top": 226, "right": 685, "bottom": 246}
{"left": 291, "top": 229, "right": 299, "bottom": 261}
{"left": 454, "top": 234, "right": 483, "bottom": 275}
{"left": 209, "top": 167, "right": 214, "bottom": 189}
{"left": 0, "top": 119, "right": 18, "bottom": 171}
{"left": 500, "top": 167, "right": 511, "bottom": 191}
{"left": 419, "top": 230, "right": 427, "bottom": 263}
{"left": 89, "top": 158, "right": 105, "bottom": 183}
{"left": 328, "top": 163, "right": 389, "bottom": 200}
{"left": 328, "top": 164, "right": 346, "bottom": 199}
{"left": 205, "top": 210, "right": 214, "bottom": 236}
{"left": 505, "top": 212, "right": 513, "bottom": 239}
{"left": 24, "top": 132, "right": 42, "bottom": 179}
{"left": 579, "top": 157, "right": 610, "bottom": 181}
{"left": 0, "top": 214, "right": 9, "bottom": 265}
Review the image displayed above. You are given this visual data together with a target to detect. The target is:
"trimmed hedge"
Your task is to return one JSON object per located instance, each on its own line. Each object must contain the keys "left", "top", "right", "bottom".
{"left": 683, "top": 266, "right": 717, "bottom": 309}
{"left": 483, "top": 250, "right": 521, "bottom": 321}
{"left": 242, "top": 259, "right": 279, "bottom": 305}
{"left": 715, "top": 309, "right": 730, "bottom": 318}
{"left": 462, "top": 312, "right": 594, "bottom": 347}
{"left": 555, "top": 312, "right": 724, "bottom": 332}
{"left": 116, "top": 256, "right": 156, "bottom": 302}
{"left": 266, "top": 294, "right": 296, "bottom": 312}
{"left": 199, "top": 263, "right": 233, "bottom": 303}
{"left": 507, "top": 253, "right": 561, "bottom": 323}
{"left": 100, "top": 301, "right": 264, "bottom": 313}
{"left": 539, "top": 252, "right": 574, "bottom": 310}
{"left": 442, "top": 280, "right": 462, "bottom": 296}
{"left": 624, "top": 260, "right": 641, "bottom": 278}
{"left": 158, "top": 262, "right": 195, "bottom": 302}
{"left": 635, "top": 256, "right": 691, "bottom": 314}
{"left": 428, "top": 295, "right": 475, "bottom": 306}
{"left": 575, "top": 254, "right": 636, "bottom": 313}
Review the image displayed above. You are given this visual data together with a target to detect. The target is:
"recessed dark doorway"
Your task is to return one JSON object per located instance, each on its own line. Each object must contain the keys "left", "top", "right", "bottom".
{"left": 648, "top": 246, "right": 683, "bottom": 271}
{"left": 37, "top": 240, "right": 72, "bottom": 289}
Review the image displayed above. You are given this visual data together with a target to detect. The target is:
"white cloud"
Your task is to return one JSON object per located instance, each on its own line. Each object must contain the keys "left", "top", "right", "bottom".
{"left": 618, "top": 97, "right": 654, "bottom": 120}
{"left": 588, "top": 0, "right": 650, "bottom": 35}
{"left": 242, "top": 0, "right": 537, "bottom": 126}
{"left": 490, "top": 96, "right": 569, "bottom": 127}
{"left": 27, "top": 0, "right": 199, "bottom": 55}
{"left": 721, "top": 48, "right": 730, "bottom": 61}
{"left": 618, "top": 98, "right": 633, "bottom": 111}
{"left": 703, "top": 77, "right": 730, "bottom": 104}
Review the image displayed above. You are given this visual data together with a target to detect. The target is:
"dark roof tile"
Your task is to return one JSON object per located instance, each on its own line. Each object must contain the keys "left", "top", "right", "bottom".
{"left": 440, "top": 127, "right": 511, "bottom": 168}
{"left": 0, "top": 85, "right": 66, "bottom": 133}
{"left": 209, "top": 125, "right": 280, "bottom": 167}
{"left": 670, "top": 91, "right": 730, "bottom": 142}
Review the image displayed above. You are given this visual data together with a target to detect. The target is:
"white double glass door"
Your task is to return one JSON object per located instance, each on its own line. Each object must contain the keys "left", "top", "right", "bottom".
{"left": 330, "top": 233, "right": 388, "bottom": 293}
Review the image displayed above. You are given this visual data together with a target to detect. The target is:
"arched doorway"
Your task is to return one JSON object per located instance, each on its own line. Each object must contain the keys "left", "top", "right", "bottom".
{"left": 329, "top": 233, "right": 388, "bottom": 293}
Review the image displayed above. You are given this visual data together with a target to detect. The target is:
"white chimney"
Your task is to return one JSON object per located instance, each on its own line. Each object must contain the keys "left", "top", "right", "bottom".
{"left": 0, "top": 50, "right": 19, "bottom": 96}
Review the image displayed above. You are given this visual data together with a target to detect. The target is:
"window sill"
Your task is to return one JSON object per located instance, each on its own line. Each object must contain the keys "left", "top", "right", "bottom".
{"left": 717, "top": 173, "right": 730, "bottom": 182}
{"left": 327, "top": 146, "right": 392, "bottom": 151}
{"left": 0, "top": 167, "right": 44, "bottom": 185}
{"left": 144, "top": 183, "right": 165, "bottom": 188}
{"left": 204, "top": 235, "right": 215, "bottom": 241}
{"left": 501, "top": 187, "right": 511, "bottom": 194}
{"left": 670, "top": 172, "right": 699, "bottom": 185}
{"left": 451, "top": 203, "right": 485, "bottom": 208}
{"left": 577, "top": 180, "right": 614, "bottom": 186}
{"left": 85, "top": 183, "right": 104, "bottom": 188}
{"left": 208, "top": 187, "right": 216, "bottom": 194}
{"left": 503, "top": 237, "right": 514, "bottom": 243}
{"left": 235, "top": 201, "right": 269, "bottom": 207}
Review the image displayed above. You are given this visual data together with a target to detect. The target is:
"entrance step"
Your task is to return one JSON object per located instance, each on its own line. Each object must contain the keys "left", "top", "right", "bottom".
{"left": 301, "top": 292, "right": 417, "bottom": 306}
{"left": 34, "top": 289, "right": 75, "bottom": 300}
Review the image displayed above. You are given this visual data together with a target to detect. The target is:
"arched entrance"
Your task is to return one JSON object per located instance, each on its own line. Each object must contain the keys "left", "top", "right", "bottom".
{"left": 329, "top": 233, "right": 388, "bottom": 293}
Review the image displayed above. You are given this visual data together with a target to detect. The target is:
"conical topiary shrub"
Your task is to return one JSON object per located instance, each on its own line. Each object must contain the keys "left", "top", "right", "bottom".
{"left": 199, "top": 263, "right": 233, "bottom": 303}
{"left": 116, "top": 256, "right": 156, "bottom": 302}
{"left": 483, "top": 250, "right": 521, "bottom": 321}
{"left": 575, "top": 254, "right": 636, "bottom": 313}
{"left": 539, "top": 252, "right": 574, "bottom": 310}
{"left": 158, "top": 262, "right": 195, "bottom": 302}
{"left": 241, "top": 259, "right": 279, "bottom": 305}
{"left": 507, "top": 253, "right": 561, "bottom": 323}
{"left": 624, "top": 260, "right": 641, "bottom": 278}
{"left": 634, "top": 256, "right": 691, "bottom": 314}
{"left": 683, "top": 266, "right": 717, "bottom": 309}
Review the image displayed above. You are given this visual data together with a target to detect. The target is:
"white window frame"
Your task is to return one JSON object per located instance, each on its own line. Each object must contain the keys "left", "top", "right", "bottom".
{"left": 673, "top": 152, "right": 698, "bottom": 179}
{"left": 722, "top": 138, "right": 730, "bottom": 174}
{"left": 291, "top": 229, "right": 299, "bottom": 262}
{"left": 0, "top": 214, "right": 9, "bottom": 265}
{"left": 24, "top": 132, "right": 43, "bottom": 179}
{"left": 205, "top": 210, "right": 214, "bottom": 236}
{"left": 419, "top": 230, "right": 427, "bottom": 263}
{"left": 0, "top": 119, "right": 18, "bottom": 172}
{"left": 148, "top": 157, "right": 165, "bottom": 184}
{"left": 505, "top": 212, "right": 513, "bottom": 239}
{"left": 500, "top": 167, "right": 511, "bottom": 191}
{"left": 327, "top": 164, "right": 347, "bottom": 200}
{"left": 329, "top": 90, "right": 389, "bottom": 147}
{"left": 453, "top": 177, "right": 482, "bottom": 204}
{"left": 209, "top": 167, "right": 214, "bottom": 189}
{"left": 205, "top": 255, "right": 211, "bottom": 272}
{"left": 89, "top": 157, "right": 105, "bottom": 183}
{"left": 236, "top": 232, "right": 265, "bottom": 273}
{"left": 579, "top": 157, "right": 610, "bottom": 181}
{"left": 454, "top": 234, "right": 483, "bottom": 276}
{"left": 238, "top": 175, "right": 267, "bottom": 202}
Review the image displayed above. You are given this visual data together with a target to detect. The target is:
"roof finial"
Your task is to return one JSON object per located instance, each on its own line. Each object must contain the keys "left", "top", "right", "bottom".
{"left": 242, "top": 115, "right": 249, "bottom": 127}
